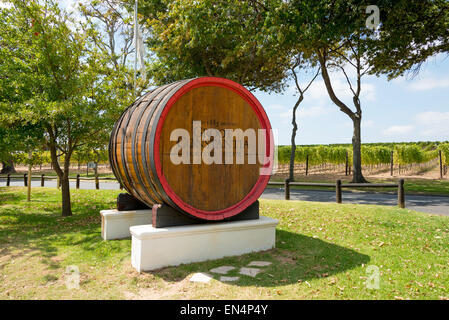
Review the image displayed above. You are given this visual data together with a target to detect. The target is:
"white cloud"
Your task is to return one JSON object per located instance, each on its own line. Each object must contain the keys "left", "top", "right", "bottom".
{"left": 298, "top": 105, "right": 330, "bottom": 119}
{"left": 382, "top": 111, "right": 449, "bottom": 140}
{"left": 383, "top": 125, "right": 414, "bottom": 136}
{"left": 279, "top": 105, "right": 331, "bottom": 120}
{"left": 414, "top": 111, "right": 449, "bottom": 137}
{"left": 299, "top": 78, "right": 375, "bottom": 109}
{"left": 279, "top": 110, "right": 291, "bottom": 119}
{"left": 266, "top": 104, "right": 286, "bottom": 111}
{"left": 415, "top": 111, "right": 449, "bottom": 125}
{"left": 408, "top": 78, "right": 449, "bottom": 91}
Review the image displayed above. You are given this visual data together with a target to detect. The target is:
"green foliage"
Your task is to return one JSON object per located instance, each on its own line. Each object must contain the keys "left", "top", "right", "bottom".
{"left": 277, "top": 143, "right": 441, "bottom": 166}
{"left": 142, "top": 0, "right": 289, "bottom": 91}
{"left": 368, "top": 0, "right": 449, "bottom": 79}
{"left": 13, "top": 151, "right": 51, "bottom": 166}
{"left": 278, "top": 145, "right": 349, "bottom": 165}
{"left": 394, "top": 145, "right": 438, "bottom": 165}
{"left": 73, "top": 147, "right": 108, "bottom": 165}
{"left": 439, "top": 143, "right": 449, "bottom": 166}
{"left": 361, "top": 146, "right": 391, "bottom": 165}
{"left": 0, "top": 0, "right": 132, "bottom": 215}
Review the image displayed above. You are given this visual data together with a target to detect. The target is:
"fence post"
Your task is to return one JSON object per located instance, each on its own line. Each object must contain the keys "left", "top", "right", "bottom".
{"left": 76, "top": 174, "right": 80, "bottom": 189}
{"left": 24, "top": 174, "right": 27, "bottom": 187}
{"left": 95, "top": 175, "right": 99, "bottom": 190}
{"left": 439, "top": 150, "right": 443, "bottom": 180}
{"left": 398, "top": 179, "right": 405, "bottom": 209}
{"left": 390, "top": 151, "right": 394, "bottom": 176}
{"left": 6, "top": 174, "right": 10, "bottom": 187}
{"left": 345, "top": 151, "right": 348, "bottom": 176}
{"left": 41, "top": 174, "right": 45, "bottom": 187}
{"left": 336, "top": 179, "right": 342, "bottom": 204}
{"left": 284, "top": 178, "right": 290, "bottom": 200}
{"left": 305, "top": 155, "right": 309, "bottom": 176}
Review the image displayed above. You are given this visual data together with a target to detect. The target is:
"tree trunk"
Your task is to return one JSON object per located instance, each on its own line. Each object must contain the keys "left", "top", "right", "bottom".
{"left": 289, "top": 95, "right": 303, "bottom": 181}
{"left": 317, "top": 50, "right": 367, "bottom": 183}
{"left": 27, "top": 151, "right": 32, "bottom": 202}
{"left": 60, "top": 174, "right": 72, "bottom": 217}
{"left": 48, "top": 142, "right": 72, "bottom": 217}
{"left": 61, "top": 150, "right": 73, "bottom": 217}
{"left": 1, "top": 158, "right": 16, "bottom": 174}
{"left": 351, "top": 117, "right": 367, "bottom": 183}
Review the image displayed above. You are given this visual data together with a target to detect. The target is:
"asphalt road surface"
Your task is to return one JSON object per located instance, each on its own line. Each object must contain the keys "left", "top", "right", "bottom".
{"left": 1, "top": 178, "right": 448, "bottom": 216}
{"left": 262, "top": 188, "right": 449, "bottom": 216}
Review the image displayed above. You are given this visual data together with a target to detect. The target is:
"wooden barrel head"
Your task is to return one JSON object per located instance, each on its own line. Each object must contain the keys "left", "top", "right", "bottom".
{"left": 159, "top": 85, "right": 261, "bottom": 211}
{"left": 110, "top": 77, "right": 273, "bottom": 221}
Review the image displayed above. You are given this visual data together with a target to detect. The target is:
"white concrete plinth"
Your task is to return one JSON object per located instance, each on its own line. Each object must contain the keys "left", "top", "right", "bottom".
{"left": 130, "top": 216, "right": 278, "bottom": 272}
{"left": 100, "top": 209, "right": 152, "bottom": 240}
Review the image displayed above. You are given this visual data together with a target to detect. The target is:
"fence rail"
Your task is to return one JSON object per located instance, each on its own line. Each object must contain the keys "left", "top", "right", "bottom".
{"left": 0, "top": 173, "right": 123, "bottom": 190}
{"left": 1, "top": 174, "right": 405, "bottom": 208}
{"left": 268, "top": 179, "right": 405, "bottom": 208}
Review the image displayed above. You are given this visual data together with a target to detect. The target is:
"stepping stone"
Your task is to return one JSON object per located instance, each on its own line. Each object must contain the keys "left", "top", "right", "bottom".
{"left": 239, "top": 267, "right": 261, "bottom": 277}
{"left": 220, "top": 276, "right": 240, "bottom": 282}
{"left": 210, "top": 266, "right": 235, "bottom": 274}
{"left": 190, "top": 273, "right": 212, "bottom": 283}
{"left": 248, "top": 261, "right": 272, "bottom": 267}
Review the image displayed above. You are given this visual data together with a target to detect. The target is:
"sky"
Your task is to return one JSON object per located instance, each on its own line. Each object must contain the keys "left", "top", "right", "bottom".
{"left": 11, "top": 0, "right": 449, "bottom": 146}
{"left": 255, "top": 54, "right": 449, "bottom": 145}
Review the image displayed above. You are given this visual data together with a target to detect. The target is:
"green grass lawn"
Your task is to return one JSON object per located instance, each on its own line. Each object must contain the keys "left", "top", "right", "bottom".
{"left": 0, "top": 187, "right": 448, "bottom": 300}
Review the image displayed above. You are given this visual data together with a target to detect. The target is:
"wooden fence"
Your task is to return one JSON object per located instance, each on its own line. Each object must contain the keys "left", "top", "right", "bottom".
{"left": 268, "top": 179, "right": 405, "bottom": 208}
{"left": 1, "top": 173, "right": 123, "bottom": 190}
{"left": 1, "top": 174, "right": 405, "bottom": 208}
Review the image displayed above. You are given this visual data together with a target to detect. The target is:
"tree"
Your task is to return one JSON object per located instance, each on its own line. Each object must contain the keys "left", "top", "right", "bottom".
{"left": 0, "top": 128, "right": 18, "bottom": 174}
{"left": 287, "top": 57, "right": 320, "bottom": 181}
{"left": 367, "top": 0, "right": 449, "bottom": 79}
{"left": 140, "top": 0, "right": 290, "bottom": 91}
{"left": 79, "top": 0, "right": 150, "bottom": 96}
{"left": 278, "top": 0, "right": 383, "bottom": 183}
{"left": 142, "top": 0, "right": 327, "bottom": 181}
{"left": 0, "top": 7, "right": 26, "bottom": 174}
{"left": 0, "top": 0, "right": 121, "bottom": 216}
{"left": 0, "top": 19, "right": 44, "bottom": 174}
{"left": 317, "top": 34, "right": 372, "bottom": 183}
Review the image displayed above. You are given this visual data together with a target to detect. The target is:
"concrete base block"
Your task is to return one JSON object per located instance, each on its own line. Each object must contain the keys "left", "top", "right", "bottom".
{"left": 130, "top": 216, "right": 278, "bottom": 272}
{"left": 100, "top": 209, "right": 152, "bottom": 240}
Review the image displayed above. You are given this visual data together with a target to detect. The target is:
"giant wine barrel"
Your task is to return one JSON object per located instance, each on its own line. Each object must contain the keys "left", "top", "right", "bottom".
{"left": 109, "top": 77, "right": 273, "bottom": 221}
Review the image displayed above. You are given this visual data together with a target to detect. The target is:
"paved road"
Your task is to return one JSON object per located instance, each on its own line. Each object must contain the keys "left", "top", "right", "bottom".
{"left": 1, "top": 178, "right": 448, "bottom": 216}
{"left": 262, "top": 188, "right": 449, "bottom": 216}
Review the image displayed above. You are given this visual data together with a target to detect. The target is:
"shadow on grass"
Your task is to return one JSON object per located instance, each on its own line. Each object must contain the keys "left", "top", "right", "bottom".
{"left": 0, "top": 190, "right": 121, "bottom": 270}
{"left": 0, "top": 190, "right": 24, "bottom": 203}
{"left": 146, "top": 229, "right": 370, "bottom": 287}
